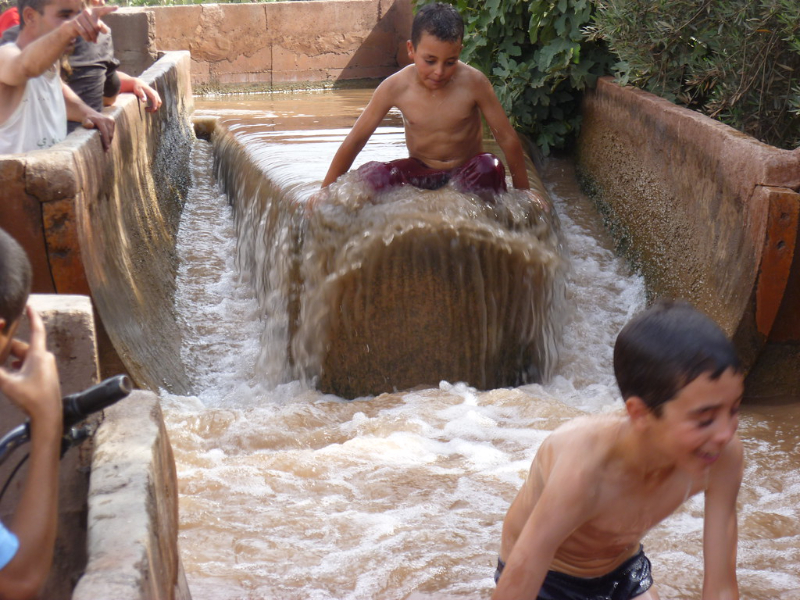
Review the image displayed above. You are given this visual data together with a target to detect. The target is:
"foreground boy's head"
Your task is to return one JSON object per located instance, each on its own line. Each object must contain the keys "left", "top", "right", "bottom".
{"left": 408, "top": 3, "right": 464, "bottom": 91}
{"left": 614, "top": 300, "right": 742, "bottom": 416}
{"left": 0, "top": 228, "right": 32, "bottom": 362}
{"left": 410, "top": 2, "right": 464, "bottom": 49}
{"left": 18, "top": 0, "right": 81, "bottom": 38}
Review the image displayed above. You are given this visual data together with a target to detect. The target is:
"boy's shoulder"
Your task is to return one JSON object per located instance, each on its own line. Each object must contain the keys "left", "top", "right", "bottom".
{"left": 537, "top": 413, "right": 626, "bottom": 470}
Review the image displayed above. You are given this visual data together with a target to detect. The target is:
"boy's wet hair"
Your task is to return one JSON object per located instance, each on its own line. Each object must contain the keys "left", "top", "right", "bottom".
{"left": 613, "top": 299, "right": 741, "bottom": 415}
{"left": 411, "top": 2, "right": 464, "bottom": 48}
{"left": 0, "top": 228, "right": 32, "bottom": 332}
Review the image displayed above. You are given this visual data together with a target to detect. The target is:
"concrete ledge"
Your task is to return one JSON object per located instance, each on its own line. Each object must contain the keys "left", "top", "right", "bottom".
{"left": 576, "top": 77, "right": 800, "bottom": 396}
{"left": 72, "top": 390, "right": 189, "bottom": 600}
{"left": 0, "top": 295, "right": 99, "bottom": 600}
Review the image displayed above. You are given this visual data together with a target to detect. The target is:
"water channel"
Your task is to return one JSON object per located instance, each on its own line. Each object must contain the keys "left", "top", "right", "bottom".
{"left": 159, "top": 90, "right": 800, "bottom": 599}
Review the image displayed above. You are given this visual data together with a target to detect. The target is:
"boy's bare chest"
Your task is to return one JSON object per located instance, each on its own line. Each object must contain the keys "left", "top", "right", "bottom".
{"left": 583, "top": 473, "right": 698, "bottom": 542}
{"left": 399, "top": 93, "right": 480, "bottom": 133}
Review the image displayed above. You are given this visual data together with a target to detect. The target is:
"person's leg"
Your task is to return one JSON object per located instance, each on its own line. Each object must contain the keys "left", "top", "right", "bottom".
{"left": 450, "top": 153, "right": 507, "bottom": 202}
{"left": 357, "top": 158, "right": 450, "bottom": 193}
{"left": 356, "top": 160, "right": 408, "bottom": 192}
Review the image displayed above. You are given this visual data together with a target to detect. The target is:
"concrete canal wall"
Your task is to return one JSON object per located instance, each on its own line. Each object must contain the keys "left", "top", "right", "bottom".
{"left": 576, "top": 77, "right": 800, "bottom": 397}
{"left": 106, "top": 0, "right": 412, "bottom": 91}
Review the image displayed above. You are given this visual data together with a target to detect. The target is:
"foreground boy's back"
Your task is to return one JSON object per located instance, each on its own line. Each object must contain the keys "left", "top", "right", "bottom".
{"left": 494, "top": 300, "right": 743, "bottom": 600}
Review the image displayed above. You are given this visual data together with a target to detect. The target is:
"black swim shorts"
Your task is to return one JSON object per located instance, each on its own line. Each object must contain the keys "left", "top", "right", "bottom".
{"left": 494, "top": 546, "right": 653, "bottom": 600}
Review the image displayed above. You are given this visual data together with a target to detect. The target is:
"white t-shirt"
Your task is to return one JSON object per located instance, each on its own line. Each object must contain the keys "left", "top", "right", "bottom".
{"left": 0, "top": 48, "right": 67, "bottom": 154}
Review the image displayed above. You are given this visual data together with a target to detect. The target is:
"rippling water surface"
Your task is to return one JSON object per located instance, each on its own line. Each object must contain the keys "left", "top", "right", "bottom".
{"left": 161, "top": 91, "right": 800, "bottom": 600}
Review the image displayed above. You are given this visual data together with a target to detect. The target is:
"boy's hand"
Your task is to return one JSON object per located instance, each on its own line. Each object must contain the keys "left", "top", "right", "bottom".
{"left": 133, "top": 79, "right": 161, "bottom": 112}
{"left": 68, "top": 5, "right": 117, "bottom": 44}
{"left": 0, "top": 306, "right": 62, "bottom": 430}
{"left": 81, "top": 109, "right": 115, "bottom": 151}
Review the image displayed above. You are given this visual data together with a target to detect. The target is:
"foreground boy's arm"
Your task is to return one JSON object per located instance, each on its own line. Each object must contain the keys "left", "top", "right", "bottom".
{"left": 472, "top": 73, "right": 529, "bottom": 190}
{"left": 702, "top": 434, "right": 743, "bottom": 600}
{"left": 0, "top": 307, "right": 62, "bottom": 600}
{"left": 492, "top": 443, "right": 595, "bottom": 600}
{"left": 321, "top": 77, "right": 396, "bottom": 187}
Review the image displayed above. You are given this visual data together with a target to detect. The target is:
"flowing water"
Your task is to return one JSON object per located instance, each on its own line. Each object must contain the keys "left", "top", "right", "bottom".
{"left": 161, "top": 91, "right": 800, "bottom": 600}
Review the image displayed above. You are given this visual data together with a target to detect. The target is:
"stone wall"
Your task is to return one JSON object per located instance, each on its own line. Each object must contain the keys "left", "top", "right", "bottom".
{"left": 576, "top": 77, "right": 800, "bottom": 397}
{"left": 106, "top": 0, "right": 413, "bottom": 91}
{"left": 72, "top": 390, "right": 190, "bottom": 600}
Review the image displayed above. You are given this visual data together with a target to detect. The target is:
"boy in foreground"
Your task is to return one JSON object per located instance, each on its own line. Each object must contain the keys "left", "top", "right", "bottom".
{"left": 494, "top": 300, "right": 743, "bottom": 600}
{"left": 319, "top": 2, "right": 532, "bottom": 203}
{"left": 0, "top": 229, "right": 63, "bottom": 599}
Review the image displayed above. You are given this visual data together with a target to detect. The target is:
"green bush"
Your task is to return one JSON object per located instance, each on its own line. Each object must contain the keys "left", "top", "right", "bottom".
{"left": 414, "top": 0, "right": 615, "bottom": 155}
{"left": 588, "top": 0, "right": 800, "bottom": 149}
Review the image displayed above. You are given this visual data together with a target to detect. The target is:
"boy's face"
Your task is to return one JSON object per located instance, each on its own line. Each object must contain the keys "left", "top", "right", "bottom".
{"left": 407, "top": 32, "right": 462, "bottom": 91}
{"left": 646, "top": 368, "right": 743, "bottom": 474}
{"left": 24, "top": 0, "right": 81, "bottom": 39}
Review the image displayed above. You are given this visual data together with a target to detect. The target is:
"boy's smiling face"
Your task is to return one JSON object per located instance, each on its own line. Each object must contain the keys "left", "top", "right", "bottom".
{"left": 407, "top": 32, "right": 462, "bottom": 91}
{"left": 642, "top": 368, "right": 743, "bottom": 475}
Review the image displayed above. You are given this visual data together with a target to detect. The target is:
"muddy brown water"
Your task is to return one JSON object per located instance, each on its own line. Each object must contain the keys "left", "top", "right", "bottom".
{"left": 160, "top": 90, "right": 800, "bottom": 599}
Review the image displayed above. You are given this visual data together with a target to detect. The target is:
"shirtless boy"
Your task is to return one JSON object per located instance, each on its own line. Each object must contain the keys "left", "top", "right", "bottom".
{"left": 494, "top": 300, "right": 743, "bottom": 600}
{"left": 320, "top": 2, "right": 531, "bottom": 202}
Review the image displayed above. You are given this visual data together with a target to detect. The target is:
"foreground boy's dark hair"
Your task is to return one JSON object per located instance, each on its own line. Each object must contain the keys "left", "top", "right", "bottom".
{"left": 411, "top": 2, "right": 464, "bottom": 48}
{"left": 614, "top": 299, "right": 741, "bottom": 415}
{"left": 0, "top": 227, "right": 32, "bottom": 331}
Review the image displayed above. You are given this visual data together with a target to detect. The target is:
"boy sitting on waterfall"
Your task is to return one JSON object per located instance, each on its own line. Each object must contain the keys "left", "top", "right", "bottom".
{"left": 494, "top": 300, "right": 743, "bottom": 600}
{"left": 318, "top": 2, "right": 531, "bottom": 203}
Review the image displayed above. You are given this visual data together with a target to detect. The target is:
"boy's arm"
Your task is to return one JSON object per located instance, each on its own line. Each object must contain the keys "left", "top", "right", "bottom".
{"left": 0, "top": 5, "right": 116, "bottom": 86}
{"left": 114, "top": 71, "right": 161, "bottom": 112}
{"left": 474, "top": 73, "right": 529, "bottom": 190}
{"left": 492, "top": 460, "right": 594, "bottom": 600}
{"left": 63, "top": 81, "right": 115, "bottom": 151}
{"left": 702, "top": 435, "right": 743, "bottom": 600}
{"left": 0, "top": 306, "right": 62, "bottom": 600}
{"left": 321, "top": 78, "right": 396, "bottom": 187}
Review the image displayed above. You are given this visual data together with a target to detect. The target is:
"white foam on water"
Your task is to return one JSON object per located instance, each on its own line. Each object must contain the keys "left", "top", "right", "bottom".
{"left": 164, "top": 99, "right": 800, "bottom": 599}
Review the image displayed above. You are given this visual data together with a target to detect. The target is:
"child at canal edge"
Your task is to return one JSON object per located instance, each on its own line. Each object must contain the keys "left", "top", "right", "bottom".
{"left": 0, "top": 228, "right": 63, "bottom": 600}
{"left": 493, "top": 300, "right": 743, "bottom": 599}
{"left": 316, "top": 2, "right": 537, "bottom": 205}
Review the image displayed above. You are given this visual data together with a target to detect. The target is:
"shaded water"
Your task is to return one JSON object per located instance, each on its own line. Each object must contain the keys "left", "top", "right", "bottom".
{"left": 162, "top": 91, "right": 800, "bottom": 599}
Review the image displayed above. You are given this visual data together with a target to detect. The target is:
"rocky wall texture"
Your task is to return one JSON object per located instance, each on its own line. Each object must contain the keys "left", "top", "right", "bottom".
{"left": 72, "top": 390, "right": 189, "bottom": 600}
{"left": 105, "top": 0, "right": 413, "bottom": 91}
{"left": 576, "top": 77, "right": 800, "bottom": 397}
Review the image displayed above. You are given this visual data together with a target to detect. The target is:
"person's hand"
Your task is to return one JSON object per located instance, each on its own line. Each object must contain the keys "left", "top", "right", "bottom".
{"left": 132, "top": 79, "right": 161, "bottom": 112}
{"left": 68, "top": 5, "right": 117, "bottom": 44}
{"left": 304, "top": 188, "right": 330, "bottom": 216}
{"left": 81, "top": 110, "right": 115, "bottom": 151}
{"left": 0, "top": 306, "right": 62, "bottom": 430}
{"left": 523, "top": 188, "right": 551, "bottom": 213}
